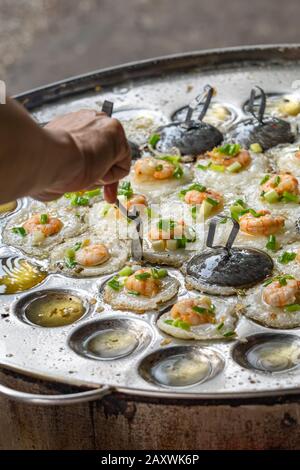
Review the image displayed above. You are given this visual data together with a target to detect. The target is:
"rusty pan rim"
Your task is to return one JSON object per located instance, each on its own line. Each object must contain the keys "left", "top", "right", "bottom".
{"left": 2, "top": 362, "right": 300, "bottom": 404}
{"left": 14, "top": 43, "right": 300, "bottom": 110}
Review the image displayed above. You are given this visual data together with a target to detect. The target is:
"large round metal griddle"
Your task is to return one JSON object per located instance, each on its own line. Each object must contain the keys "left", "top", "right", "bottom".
{"left": 1, "top": 45, "right": 300, "bottom": 406}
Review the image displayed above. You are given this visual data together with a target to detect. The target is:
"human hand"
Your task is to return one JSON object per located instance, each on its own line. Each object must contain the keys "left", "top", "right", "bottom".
{"left": 31, "top": 109, "right": 131, "bottom": 203}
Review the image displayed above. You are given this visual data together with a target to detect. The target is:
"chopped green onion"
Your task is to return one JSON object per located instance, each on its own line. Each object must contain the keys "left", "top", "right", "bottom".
{"left": 235, "top": 199, "right": 247, "bottom": 208}
{"left": 191, "top": 206, "right": 197, "bottom": 220}
{"left": 266, "top": 235, "right": 278, "bottom": 252}
{"left": 278, "top": 252, "right": 297, "bottom": 264}
{"left": 216, "top": 143, "right": 241, "bottom": 156}
{"left": 118, "top": 266, "right": 134, "bottom": 277}
{"left": 197, "top": 161, "right": 212, "bottom": 171}
{"left": 173, "top": 165, "right": 184, "bottom": 179}
{"left": 155, "top": 164, "right": 163, "bottom": 171}
{"left": 127, "top": 290, "right": 140, "bottom": 296}
{"left": 135, "top": 272, "right": 151, "bottom": 280}
{"left": 181, "top": 183, "right": 207, "bottom": 195}
{"left": 216, "top": 322, "right": 224, "bottom": 331}
{"left": 12, "top": 227, "right": 26, "bottom": 237}
{"left": 176, "top": 237, "right": 186, "bottom": 249}
{"left": 151, "top": 268, "right": 167, "bottom": 279}
{"left": 263, "top": 274, "right": 295, "bottom": 287}
{"left": 274, "top": 175, "right": 281, "bottom": 187}
{"left": 192, "top": 305, "right": 215, "bottom": 316}
{"left": 157, "top": 219, "right": 176, "bottom": 231}
{"left": 263, "top": 278, "right": 273, "bottom": 287}
{"left": 107, "top": 277, "right": 122, "bottom": 291}
{"left": 248, "top": 208, "right": 263, "bottom": 218}
{"left": 227, "top": 161, "right": 242, "bottom": 173}
{"left": 250, "top": 143, "right": 263, "bottom": 153}
{"left": 192, "top": 306, "right": 206, "bottom": 314}
{"left": 223, "top": 330, "right": 236, "bottom": 338}
{"left": 65, "top": 248, "right": 75, "bottom": 259}
{"left": 65, "top": 258, "right": 77, "bottom": 269}
{"left": 71, "top": 194, "right": 90, "bottom": 206}
{"left": 206, "top": 197, "right": 219, "bottom": 207}
{"left": 165, "top": 319, "right": 190, "bottom": 331}
{"left": 148, "top": 133, "right": 160, "bottom": 147}
{"left": 260, "top": 175, "right": 270, "bottom": 185}
{"left": 64, "top": 248, "right": 76, "bottom": 269}
{"left": 158, "top": 155, "right": 181, "bottom": 165}
{"left": 284, "top": 304, "right": 300, "bottom": 312}
{"left": 210, "top": 164, "right": 225, "bottom": 172}
{"left": 118, "top": 181, "right": 133, "bottom": 198}
{"left": 64, "top": 188, "right": 101, "bottom": 205}
{"left": 263, "top": 189, "right": 280, "bottom": 203}
{"left": 282, "top": 191, "right": 300, "bottom": 203}
{"left": 74, "top": 242, "right": 82, "bottom": 251}
{"left": 230, "top": 200, "right": 248, "bottom": 221}
{"left": 85, "top": 188, "right": 101, "bottom": 198}
{"left": 101, "top": 204, "right": 111, "bottom": 217}
{"left": 40, "top": 214, "right": 48, "bottom": 224}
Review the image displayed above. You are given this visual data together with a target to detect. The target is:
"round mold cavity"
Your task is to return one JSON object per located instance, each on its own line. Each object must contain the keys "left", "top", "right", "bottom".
{"left": 0, "top": 256, "right": 47, "bottom": 295}
{"left": 232, "top": 333, "right": 300, "bottom": 373}
{"left": 0, "top": 199, "right": 23, "bottom": 220}
{"left": 68, "top": 317, "right": 153, "bottom": 361}
{"left": 171, "top": 102, "right": 237, "bottom": 129}
{"left": 13, "top": 288, "right": 91, "bottom": 328}
{"left": 112, "top": 107, "right": 168, "bottom": 146}
{"left": 138, "top": 346, "right": 224, "bottom": 389}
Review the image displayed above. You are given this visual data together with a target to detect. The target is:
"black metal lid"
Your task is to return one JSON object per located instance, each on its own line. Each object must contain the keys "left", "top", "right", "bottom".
{"left": 186, "top": 215, "right": 274, "bottom": 288}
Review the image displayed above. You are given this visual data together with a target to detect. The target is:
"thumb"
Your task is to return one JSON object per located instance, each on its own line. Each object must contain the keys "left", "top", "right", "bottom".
{"left": 104, "top": 182, "right": 119, "bottom": 203}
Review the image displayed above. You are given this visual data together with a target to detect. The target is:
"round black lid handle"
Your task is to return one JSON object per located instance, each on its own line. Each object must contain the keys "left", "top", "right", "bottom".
{"left": 206, "top": 214, "right": 240, "bottom": 253}
{"left": 246, "top": 86, "right": 266, "bottom": 124}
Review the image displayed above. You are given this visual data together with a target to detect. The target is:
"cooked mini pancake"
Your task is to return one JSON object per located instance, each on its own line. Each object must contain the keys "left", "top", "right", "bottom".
{"left": 245, "top": 274, "right": 300, "bottom": 329}
{"left": 130, "top": 156, "right": 193, "bottom": 202}
{"left": 142, "top": 218, "right": 205, "bottom": 267}
{"left": 115, "top": 108, "right": 168, "bottom": 146}
{"left": 195, "top": 145, "right": 269, "bottom": 195}
{"left": 269, "top": 143, "right": 300, "bottom": 177}
{"left": 218, "top": 202, "right": 298, "bottom": 251}
{"left": 261, "top": 94, "right": 300, "bottom": 119}
{"left": 3, "top": 203, "right": 86, "bottom": 258}
{"left": 50, "top": 234, "right": 130, "bottom": 277}
{"left": 157, "top": 295, "right": 238, "bottom": 340}
{"left": 88, "top": 201, "right": 132, "bottom": 240}
{"left": 88, "top": 184, "right": 149, "bottom": 240}
{"left": 242, "top": 172, "right": 300, "bottom": 221}
{"left": 103, "top": 266, "right": 180, "bottom": 313}
{"left": 165, "top": 182, "right": 225, "bottom": 221}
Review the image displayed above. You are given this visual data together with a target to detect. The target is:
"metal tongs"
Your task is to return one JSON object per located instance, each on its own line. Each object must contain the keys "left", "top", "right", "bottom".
{"left": 102, "top": 100, "right": 143, "bottom": 261}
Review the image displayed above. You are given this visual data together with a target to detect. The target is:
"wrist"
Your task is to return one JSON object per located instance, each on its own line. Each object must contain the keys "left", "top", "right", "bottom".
{"left": 32, "top": 128, "right": 85, "bottom": 196}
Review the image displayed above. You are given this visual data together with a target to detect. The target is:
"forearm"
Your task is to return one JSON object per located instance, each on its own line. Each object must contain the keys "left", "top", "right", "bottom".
{"left": 0, "top": 99, "right": 130, "bottom": 204}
